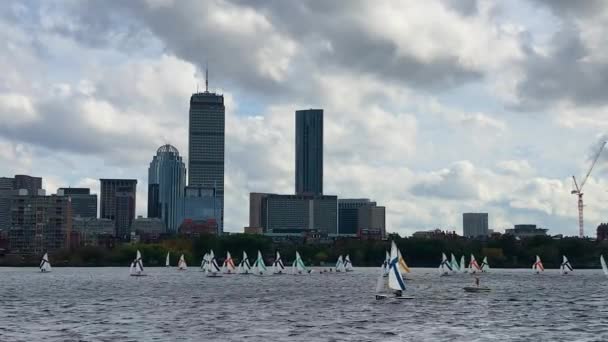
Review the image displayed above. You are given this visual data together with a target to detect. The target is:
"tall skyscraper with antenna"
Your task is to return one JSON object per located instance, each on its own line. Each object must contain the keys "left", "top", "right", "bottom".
{"left": 188, "top": 67, "right": 225, "bottom": 233}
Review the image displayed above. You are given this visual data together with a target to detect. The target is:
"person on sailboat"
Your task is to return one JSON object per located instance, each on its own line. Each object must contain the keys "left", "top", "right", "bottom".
{"left": 474, "top": 276, "right": 480, "bottom": 287}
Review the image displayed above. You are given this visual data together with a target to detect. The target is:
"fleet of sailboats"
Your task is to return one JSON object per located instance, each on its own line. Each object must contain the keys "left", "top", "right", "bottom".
{"left": 344, "top": 255, "right": 354, "bottom": 272}
{"left": 335, "top": 255, "right": 346, "bottom": 272}
{"left": 40, "top": 253, "right": 51, "bottom": 273}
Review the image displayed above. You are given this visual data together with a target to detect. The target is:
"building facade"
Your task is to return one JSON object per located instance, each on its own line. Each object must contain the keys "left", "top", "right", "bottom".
{"left": 358, "top": 205, "right": 386, "bottom": 239}
{"left": 504, "top": 224, "right": 548, "bottom": 239}
{"left": 148, "top": 144, "right": 186, "bottom": 233}
{"left": 57, "top": 188, "right": 97, "bottom": 218}
{"left": 338, "top": 199, "right": 377, "bottom": 235}
{"left": 9, "top": 193, "right": 72, "bottom": 254}
{"left": 463, "top": 213, "right": 489, "bottom": 237}
{"left": 249, "top": 193, "right": 338, "bottom": 235}
{"left": 13, "top": 175, "right": 42, "bottom": 195}
{"left": 100, "top": 179, "right": 137, "bottom": 240}
{"left": 72, "top": 217, "right": 114, "bottom": 246}
{"left": 183, "top": 186, "right": 218, "bottom": 223}
{"left": 188, "top": 91, "right": 225, "bottom": 233}
{"left": 295, "top": 109, "right": 323, "bottom": 195}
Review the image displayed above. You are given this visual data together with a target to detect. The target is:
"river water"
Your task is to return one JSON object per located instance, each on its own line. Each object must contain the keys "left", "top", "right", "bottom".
{"left": 1, "top": 267, "right": 607, "bottom": 341}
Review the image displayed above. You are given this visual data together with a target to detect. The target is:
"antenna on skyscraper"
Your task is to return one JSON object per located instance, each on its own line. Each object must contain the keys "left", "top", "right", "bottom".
{"left": 205, "top": 61, "right": 209, "bottom": 93}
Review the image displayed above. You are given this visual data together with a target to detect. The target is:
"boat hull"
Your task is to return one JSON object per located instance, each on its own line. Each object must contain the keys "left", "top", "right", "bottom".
{"left": 463, "top": 286, "right": 490, "bottom": 293}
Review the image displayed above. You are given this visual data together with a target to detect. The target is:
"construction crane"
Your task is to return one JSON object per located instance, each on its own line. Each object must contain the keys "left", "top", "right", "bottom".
{"left": 571, "top": 141, "right": 607, "bottom": 238}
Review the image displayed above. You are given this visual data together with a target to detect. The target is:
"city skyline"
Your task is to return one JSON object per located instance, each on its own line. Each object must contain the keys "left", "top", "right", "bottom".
{"left": 2, "top": 1, "right": 608, "bottom": 236}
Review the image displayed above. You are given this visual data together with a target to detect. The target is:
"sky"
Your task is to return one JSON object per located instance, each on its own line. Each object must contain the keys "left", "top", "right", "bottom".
{"left": 2, "top": 0, "right": 608, "bottom": 236}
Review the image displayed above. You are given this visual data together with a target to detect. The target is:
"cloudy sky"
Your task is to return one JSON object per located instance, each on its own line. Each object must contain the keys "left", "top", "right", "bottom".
{"left": 2, "top": 0, "right": 608, "bottom": 236}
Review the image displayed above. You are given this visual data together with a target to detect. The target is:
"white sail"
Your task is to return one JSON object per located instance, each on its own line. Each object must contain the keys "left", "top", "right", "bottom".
{"left": 165, "top": 252, "right": 170, "bottom": 267}
{"left": 601, "top": 255, "right": 608, "bottom": 277}
{"left": 40, "top": 253, "right": 52, "bottom": 273}
{"left": 560, "top": 255, "right": 573, "bottom": 275}
{"left": 200, "top": 253, "right": 209, "bottom": 271}
{"left": 273, "top": 251, "right": 286, "bottom": 274}
{"left": 375, "top": 264, "right": 387, "bottom": 294}
{"left": 222, "top": 251, "right": 236, "bottom": 274}
{"left": 206, "top": 250, "right": 222, "bottom": 276}
{"left": 344, "top": 254, "right": 354, "bottom": 272}
{"left": 292, "top": 251, "right": 308, "bottom": 274}
{"left": 335, "top": 255, "right": 346, "bottom": 272}
{"left": 460, "top": 255, "right": 467, "bottom": 273}
{"left": 450, "top": 253, "right": 460, "bottom": 272}
{"left": 177, "top": 254, "right": 187, "bottom": 270}
{"left": 253, "top": 250, "right": 267, "bottom": 275}
{"left": 387, "top": 241, "right": 406, "bottom": 291}
{"left": 469, "top": 254, "right": 481, "bottom": 273}
{"left": 238, "top": 251, "right": 252, "bottom": 274}
{"left": 130, "top": 250, "right": 144, "bottom": 276}
{"left": 480, "top": 256, "right": 490, "bottom": 272}
{"left": 532, "top": 255, "right": 544, "bottom": 274}
{"left": 439, "top": 252, "right": 452, "bottom": 275}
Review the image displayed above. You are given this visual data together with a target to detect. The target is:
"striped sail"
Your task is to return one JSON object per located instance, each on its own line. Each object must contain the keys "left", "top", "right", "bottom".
{"left": 222, "top": 251, "right": 236, "bottom": 274}
{"left": 532, "top": 255, "right": 544, "bottom": 274}
{"left": 273, "top": 251, "right": 286, "bottom": 274}
{"left": 560, "top": 255, "right": 573, "bottom": 275}
{"left": 480, "top": 257, "right": 490, "bottom": 272}
{"left": 253, "top": 250, "right": 267, "bottom": 275}
{"left": 206, "top": 250, "right": 221, "bottom": 276}
{"left": 439, "top": 252, "right": 453, "bottom": 275}
{"left": 40, "top": 253, "right": 52, "bottom": 273}
{"left": 292, "top": 251, "right": 308, "bottom": 274}
{"left": 130, "top": 250, "right": 144, "bottom": 276}
{"left": 238, "top": 251, "right": 252, "bottom": 274}
{"left": 200, "top": 253, "right": 209, "bottom": 271}
{"left": 469, "top": 254, "right": 481, "bottom": 273}
{"left": 388, "top": 241, "right": 406, "bottom": 291}
{"left": 177, "top": 254, "right": 187, "bottom": 270}
{"left": 450, "top": 253, "right": 460, "bottom": 272}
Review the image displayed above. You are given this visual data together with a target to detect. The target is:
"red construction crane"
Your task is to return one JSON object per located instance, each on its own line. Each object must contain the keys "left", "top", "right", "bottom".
{"left": 571, "top": 141, "right": 607, "bottom": 238}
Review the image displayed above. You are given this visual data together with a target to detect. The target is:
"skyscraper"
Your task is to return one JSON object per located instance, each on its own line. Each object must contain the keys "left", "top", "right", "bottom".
{"left": 463, "top": 213, "right": 489, "bottom": 237}
{"left": 13, "top": 175, "right": 42, "bottom": 195}
{"left": 295, "top": 109, "right": 323, "bottom": 195}
{"left": 188, "top": 86, "right": 225, "bottom": 233}
{"left": 57, "top": 188, "right": 97, "bottom": 218}
{"left": 148, "top": 144, "right": 186, "bottom": 233}
{"left": 100, "top": 179, "right": 137, "bottom": 240}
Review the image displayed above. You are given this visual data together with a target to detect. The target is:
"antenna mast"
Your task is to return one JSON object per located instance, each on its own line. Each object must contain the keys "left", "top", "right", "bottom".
{"left": 205, "top": 62, "right": 209, "bottom": 93}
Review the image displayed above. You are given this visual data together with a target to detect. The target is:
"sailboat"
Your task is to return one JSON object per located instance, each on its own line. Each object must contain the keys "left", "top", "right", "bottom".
{"left": 439, "top": 252, "right": 453, "bottom": 276}
{"left": 397, "top": 249, "right": 411, "bottom": 276}
{"left": 252, "top": 250, "right": 267, "bottom": 275}
{"left": 177, "top": 254, "right": 187, "bottom": 270}
{"left": 206, "top": 250, "right": 222, "bottom": 277}
{"left": 460, "top": 255, "right": 467, "bottom": 273}
{"left": 344, "top": 254, "right": 354, "bottom": 272}
{"left": 468, "top": 254, "right": 481, "bottom": 274}
{"left": 292, "top": 251, "right": 310, "bottom": 275}
{"left": 335, "top": 255, "right": 346, "bottom": 272}
{"left": 165, "top": 252, "right": 170, "bottom": 267}
{"left": 39, "top": 253, "right": 52, "bottom": 273}
{"left": 222, "top": 251, "right": 236, "bottom": 274}
{"left": 238, "top": 251, "right": 252, "bottom": 274}
{"left": 450, "top": 253, "right": 460, "bottom": 272}
{"left": 560, "top": 255, "right": 573, "bottom": 275}
{"left": 601, "top": 255, "right": 608, "bottom": 277}
{"left": 480, "top": 257, "right": 490, "bottom": 272}
{"left": 129, "top": 250, "right": 146, "bottom": 277}
{"left": 272, "top": 251, "right": 286, "bottom": 275}
{"left": 532, "top": 255, "right": 544, "bottom": 274}
{"left": 200, "top": 253, "right": 209, "bottom": 272}
{"left": 375, "top": 241, "right": 409, "bottom": 300}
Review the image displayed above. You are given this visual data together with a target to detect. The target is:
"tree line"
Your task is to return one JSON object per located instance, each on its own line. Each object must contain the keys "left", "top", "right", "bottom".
{"left": 2, "top": 233, "right": 607, "bottom": 268}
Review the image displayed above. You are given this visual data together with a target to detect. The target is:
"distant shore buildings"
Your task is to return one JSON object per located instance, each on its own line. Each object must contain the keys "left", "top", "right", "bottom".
{"left": 463, "top": 213, "right": 489, "bottom": 237}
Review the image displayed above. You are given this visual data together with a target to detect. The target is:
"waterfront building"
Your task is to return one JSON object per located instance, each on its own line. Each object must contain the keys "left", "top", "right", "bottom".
{"left": 338, "top": 199, "right": 377, "bottom": 235}
{"left": 463, "top": 213, "right": 489, "bottom": 237}
{"left": 147, "top": 144, "right": 186, "bottom": 233}
{"left": 183, "top": 186, "right": 218, "bottom": 222}
{"left": 100, "top": 179, "right": 137, "bottom": 240}
{"left": 598, "top": 223, "right": 608, "bottom": 241}
{"left": 57, "top": 188, "right": 97, "bottom": 218}
{"left": 357, "top": 205, "right": 386, "bottom": 239}
{"left": 504, "top": 224, "right": 548, "bottom": 239}
{"left": 131, "top": 216, "right": 166, "bottom": 236}
{"left": 295, "top": 109, "right": 323, "bottom": 195}
{"left": 188, "top": 88, "right": 225, "bottom": 233}
{"left": 72, "top": 217, "right": 114, "bottom": 246}
{"left": 249, "top": 192, "right": 338, "bottom": 235}
{"left": 9, "top": 193, "right": 72, "bottom": 254}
